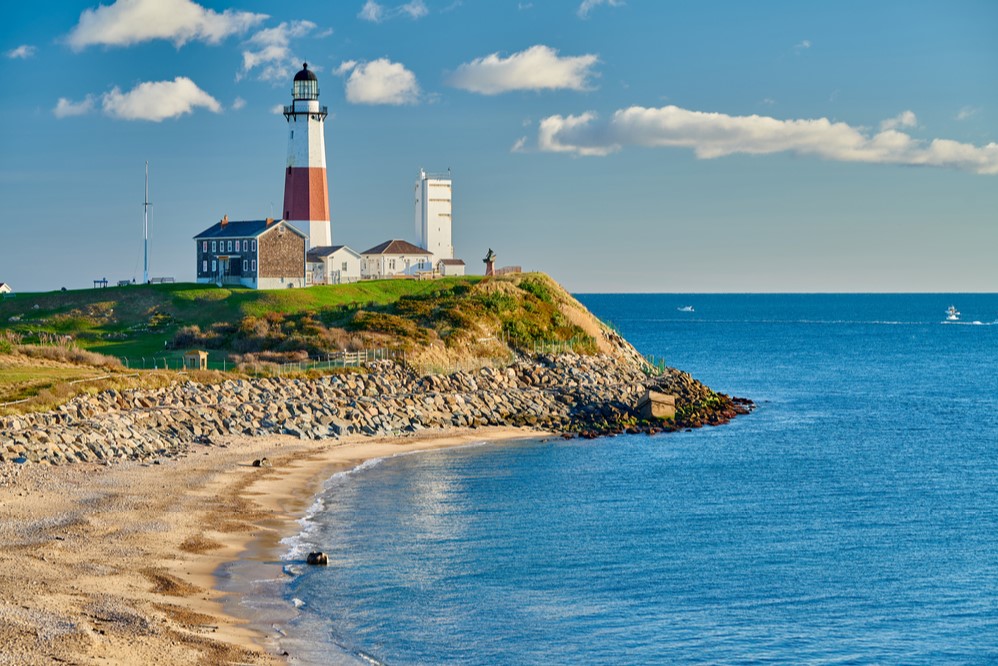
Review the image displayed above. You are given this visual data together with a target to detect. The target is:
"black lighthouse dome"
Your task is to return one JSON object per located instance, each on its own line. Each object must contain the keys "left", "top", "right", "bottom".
{"left": 292, "top": 62, "right": 318, "bottom": 100}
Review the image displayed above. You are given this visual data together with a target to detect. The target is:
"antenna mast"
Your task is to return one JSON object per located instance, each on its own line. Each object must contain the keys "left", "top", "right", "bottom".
{"left": 143, "top": 162, "right": 150, "bottom": 284}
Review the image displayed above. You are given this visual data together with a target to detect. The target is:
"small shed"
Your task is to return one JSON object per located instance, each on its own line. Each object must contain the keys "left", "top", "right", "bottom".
{"left": 437, "top": 258, "right": 466, "bottom": 277}
{"left": 184, "top": 350, "right": 209, "bottom": 371}
{"left": 0, "top": 283, "right": 11, "bottom": 295}
{"left": 637, "top": 390, "right": 676, "bottom": 421}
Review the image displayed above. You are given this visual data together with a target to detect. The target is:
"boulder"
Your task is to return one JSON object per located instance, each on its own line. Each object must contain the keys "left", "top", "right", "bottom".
{"left": 306, "top": 552, "right": 328, "bottom": 566}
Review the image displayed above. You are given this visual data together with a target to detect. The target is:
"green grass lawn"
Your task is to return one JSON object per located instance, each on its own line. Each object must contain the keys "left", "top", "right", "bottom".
{"left": 0, "top": 278, "right": 484, "bottom": 363}
{"left": 0, "top": 364, "right": 105, "bottom": 403}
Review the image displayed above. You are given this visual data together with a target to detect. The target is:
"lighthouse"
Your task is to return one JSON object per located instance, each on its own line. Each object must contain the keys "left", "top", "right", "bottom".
{"left": 283, "top": 63, "right": 331, "bottom": 248}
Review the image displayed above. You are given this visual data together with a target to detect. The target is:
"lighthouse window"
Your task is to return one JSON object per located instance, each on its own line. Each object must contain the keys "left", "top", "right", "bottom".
{"left": 291, "top": 131, "right": 294, "bottom": 138}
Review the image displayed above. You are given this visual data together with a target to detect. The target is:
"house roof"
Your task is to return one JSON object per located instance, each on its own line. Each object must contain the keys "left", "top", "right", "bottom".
{"left": 438, "top": 259, "right": 465, "bottom": 265}
{"left": 307, "top": 245, "right": 345, "bottom": 261}
{"left": 360, "top": 239, "right": 431, "bottom": 256}
{"left": 307, "top": 245, "right": 361, "bottom": 262}
{"left": 193, "top": 219, "right": 305, "bottom": 240}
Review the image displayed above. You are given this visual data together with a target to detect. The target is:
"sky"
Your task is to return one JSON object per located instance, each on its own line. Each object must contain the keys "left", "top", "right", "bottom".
{"left": 1, "top": 0, "right": 996, "bottom": 293}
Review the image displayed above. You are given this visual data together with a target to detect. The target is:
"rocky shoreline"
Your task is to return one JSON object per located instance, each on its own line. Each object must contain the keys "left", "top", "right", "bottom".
{"left": 0, "top": 354, "right": 752, "bottom": 467}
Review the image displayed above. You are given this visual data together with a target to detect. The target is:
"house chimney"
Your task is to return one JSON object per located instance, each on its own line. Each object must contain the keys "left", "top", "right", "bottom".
{"left": 220, "top": 214, "right": 228, "bottom": 228}
{"left": 266, "top": 217, "right": 274, "bottom": 226}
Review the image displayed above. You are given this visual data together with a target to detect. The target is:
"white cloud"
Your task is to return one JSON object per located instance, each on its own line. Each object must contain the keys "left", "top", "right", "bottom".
{"left": 577, "top": 0, "right": 623, "bottom": 19}
{"left": 880, "top": 110, "right": 917, "bottom": 131}
{"left": 511, "top": 136, "right": 528, "bottom": 153}
{"left": 66, "top": 0, "right": 266, "bottom": 50}
{"left": 239, "top": 20, "right": 316, "bottom": 83}
{"left": 761, "top": 97, "right": 776, "bottom": 106}
{"left": 335, "top": 60, "right": 358, "bottom": 76}
{"left": 358, "top": 0, "right": 428, "bottom": 22}
{"left": 401, "top": 1, "right": 428, "bottom": 19}
{"left": 794, "top": 39, "right": 812, "bottom": 52}
{"left": 53, "top": 95, "right": 97, "bottom": 118}
{"left": 6, "top": 44, "right": 36, "bottom": 59}
{"left": 359, "top": 0, "right": 384, "bottom": 21}
{"left": 102, "top": 77, "right": 221, "bottom": 121}
{"left": 448, "top": 45, "right": 599, "bottom": 95}
{"left": 54, "top": 77, "right": 221, "bottom": 121}
{"left": 231, "top": 96, "right": 246, "bottom": 110}
{"left": 271, "top": 104, "right": 285, "bottom": 114}
{"left": 344, "top": 58, "right": 420, "bottom": 105}
{"left": 536, "top": 105, "right": 998, "bottom": 175}
{"left": 956, "top": 106, "right": 980, "bottom": 121}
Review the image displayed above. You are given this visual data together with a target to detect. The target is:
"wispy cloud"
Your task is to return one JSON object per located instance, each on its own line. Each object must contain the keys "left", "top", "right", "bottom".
{"left": 511, "top": 136, "right": 528, "bottom": 153}
{"left": 338, "top": 59, "right": 420, "bottom": 105}
{"left": 55, "top": 77, "right": 220, "bottom": 121}
{"left": 66, "top": 0, "right": 266, "bottom": 50}
{"left": 448, "top": 45, "right": 599, "bottom": 95}
{"left": 537, "top": 105, "right": 998, "bottom": 175}
{"left": 956, "top": 106, "right": 981, "bottom": 121}
{"left": 358, "top": 0, "right": 428, "bottom": 23}
{"left": 6, "top": 44, "right": 36, "bottom": 59}
{"left": 577, "top": 0, "right": 623, "bottom": 19}
{"left": 53, "top": 95, "right": 97, "bottom": 118}
{"left": 239, "top": 20, "right": 316, "bottom": 83}
{"left": 335, "top": 60, "right": 358, "bottom": 75}
{"left": 794, "top": 39, "right": 812, "bottom": 53}
{"left": 231, "top": 96, "right": 246, "bottom": 110}
{"left": 879, "top": 110, "right": 917, "bottom": 131}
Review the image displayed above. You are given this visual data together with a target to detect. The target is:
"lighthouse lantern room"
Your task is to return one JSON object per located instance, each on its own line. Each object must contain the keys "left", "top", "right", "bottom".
{"left": 283, "top": 63, "right": 331, "bottom": 248}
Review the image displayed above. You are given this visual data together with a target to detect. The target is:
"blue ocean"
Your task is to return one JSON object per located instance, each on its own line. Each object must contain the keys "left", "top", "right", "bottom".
{"left": 275, "top": 294, "right": 998, "bottom": 664}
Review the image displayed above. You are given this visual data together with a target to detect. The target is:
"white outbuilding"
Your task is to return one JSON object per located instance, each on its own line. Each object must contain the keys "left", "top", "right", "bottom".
{"left": 436, "top": 259, "right": 466, "bottom": 277}
{"left": 307, "top": 245, "right": 361, "bottom": 285}
{"left": 360, "top": 240, "right": 435, "bottom": 279}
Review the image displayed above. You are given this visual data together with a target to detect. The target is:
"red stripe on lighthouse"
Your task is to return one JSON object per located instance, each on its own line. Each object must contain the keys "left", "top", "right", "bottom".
{"left": 283, "top": 167, "right": 329, "bottom": 221}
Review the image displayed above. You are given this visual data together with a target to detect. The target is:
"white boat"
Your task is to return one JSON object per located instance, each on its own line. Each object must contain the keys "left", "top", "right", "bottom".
{"left": 677, "top": 305, "right": 694, "bottom": 312}
{"left": 946, "top": 306, "right": 960, "bottom": 321}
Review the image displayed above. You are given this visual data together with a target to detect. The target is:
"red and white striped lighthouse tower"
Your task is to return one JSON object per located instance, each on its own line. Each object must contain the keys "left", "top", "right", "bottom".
{"left": 282, "top": 63, "right": 331, "bottom": 247}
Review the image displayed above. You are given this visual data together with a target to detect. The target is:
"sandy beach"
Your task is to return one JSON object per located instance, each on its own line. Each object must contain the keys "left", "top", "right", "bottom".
{"left": 0, "top": 426, "right": 546, "bottom": 665}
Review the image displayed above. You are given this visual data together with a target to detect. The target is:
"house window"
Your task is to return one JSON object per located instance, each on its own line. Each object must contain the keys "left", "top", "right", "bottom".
{"left": 243, "top": 259, "right": 248, "bottom": 271}
{"left": 228, "top": 240, "right": 233, "bottom": 252}
{"left": 342, "top": 262, "right": 348, "bottom": 272}
{"left": 202, "top": 241, "right": 207, "bottom": 252}
{"left": 242, "top": 240, "right": 248, "bottom": 252}
{"left": 252, "top": 240, "right": 257, "bottom": 251}
{"left": 389, "top": 259, "right": 396, "bottom": 270}
{"left": 211, "top": 241, "right": 217, "bottom": 252}
{"left": 251, "top": 259, "right": 256, "bottom": 271}
{"left": 212, "top": 260, "right": 217, "bottom": 272}
{"left": 202, "top": 260, "right": 207, "bottom": 273}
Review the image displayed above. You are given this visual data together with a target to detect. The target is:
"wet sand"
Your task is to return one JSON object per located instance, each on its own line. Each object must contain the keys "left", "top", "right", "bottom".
{"left": 0, "top": 426, "right": 545, "bottom": 664}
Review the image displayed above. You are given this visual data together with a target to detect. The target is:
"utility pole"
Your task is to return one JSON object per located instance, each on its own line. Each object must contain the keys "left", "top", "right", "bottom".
{"left": 144, "top": 161, "right": 151, "bottom": 284}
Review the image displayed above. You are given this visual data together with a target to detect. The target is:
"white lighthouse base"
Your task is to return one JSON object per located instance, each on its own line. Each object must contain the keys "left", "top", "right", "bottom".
{"left": 288, "top": 219, "right": 331, "bottom": 248}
